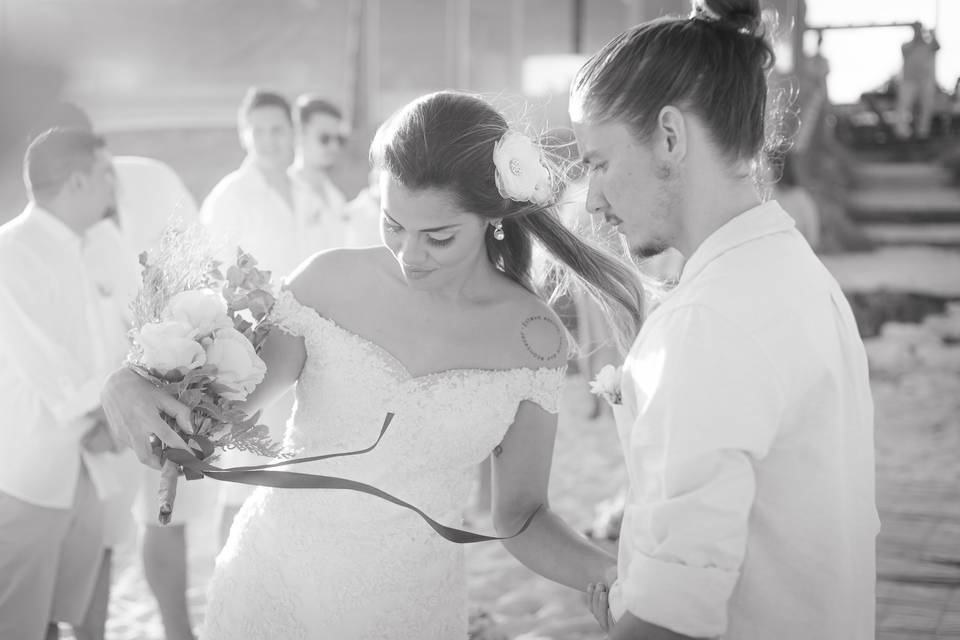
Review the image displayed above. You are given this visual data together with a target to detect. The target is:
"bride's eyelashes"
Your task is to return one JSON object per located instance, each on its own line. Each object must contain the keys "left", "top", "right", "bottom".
{"left": 381, "top": 222, "right": 455, "bottom": 248}
{"left": 426, "top": 234, "right": 454, "bottom": 247}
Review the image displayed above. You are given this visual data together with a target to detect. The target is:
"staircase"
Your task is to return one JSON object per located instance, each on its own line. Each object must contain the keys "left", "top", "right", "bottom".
{"left": 847, "top": 162, "right": 960, "bottom": 247}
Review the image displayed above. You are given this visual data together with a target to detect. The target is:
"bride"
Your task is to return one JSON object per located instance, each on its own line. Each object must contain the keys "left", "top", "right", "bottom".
{"left": 103, "top": 90, "right": 645, "bottom": 638}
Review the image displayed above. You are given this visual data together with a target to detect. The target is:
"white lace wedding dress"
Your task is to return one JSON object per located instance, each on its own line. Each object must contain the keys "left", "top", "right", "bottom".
{"left": 201, "top": 290, "right": 565, "bottom": 639}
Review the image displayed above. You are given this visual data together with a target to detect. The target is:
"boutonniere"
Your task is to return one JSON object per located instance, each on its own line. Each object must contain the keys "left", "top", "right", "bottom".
{"left": 589, "top": 364, "right": 622, "bottom": 406}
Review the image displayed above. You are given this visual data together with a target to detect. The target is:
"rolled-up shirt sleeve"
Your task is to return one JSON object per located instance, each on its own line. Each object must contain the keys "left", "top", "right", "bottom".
{"left": 619, "top": 303, "right": 785, "bottom": 637}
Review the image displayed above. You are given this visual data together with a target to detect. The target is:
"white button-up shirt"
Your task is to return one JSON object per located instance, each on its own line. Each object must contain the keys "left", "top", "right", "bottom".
{"left": 0, "top": 205, "right": 120, "bottom": 508}
{"left": 609, "top": 201, "right": 878, "bottom": 639}
{"left": 201, "top": 161, "right": 342, "bottom": 278}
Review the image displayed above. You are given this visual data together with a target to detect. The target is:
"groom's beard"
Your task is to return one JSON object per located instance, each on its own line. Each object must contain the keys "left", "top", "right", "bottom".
{"left": 633, "top": 164, "right": 682, "bottom": 259}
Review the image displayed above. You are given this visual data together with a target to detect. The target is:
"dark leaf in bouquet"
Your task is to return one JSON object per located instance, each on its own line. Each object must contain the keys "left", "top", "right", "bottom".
{"left": 234, "top": 315, "right": 253, "bottom": 335}
{"left": 246, "top": 289, "right": 274, "bottom": 321}
{"left": 187, "top": 435, "right": 216, "bottom": 460}
{"left": 180, "top": 365, "right": 217, "bottom": 389}
{"left": 227, "top": 293, "right": 251, "bottom": 314}
{"left": 226, "top": 265, "right": 245, "bottom": 288}
{"left": 179, "top": 388, "right": 203, "bottom": 408}
{"left": 243, "top": 269, "right": 272, "bottom": 291}
{"left": 207, "top": 381, "right": 237, "bottom": 397}
{"left": 201, "top": 415, "right": 215, "bottom": 433}
{"left": 242, "top": 409, "right": 263, "bottom": 428}
{"left": 153, "top": 367, "right": 185, "bottom": 383}
{"left": 236, "top": 250, "right": 258, "bottom": 271}
{"left": 222, "top": 406, "right": 254, "bottom": 425}
{"left": 196, "top": 400, "right": 227, "bottom": 422}
{"left": 251, "top": 325, "right": 272, "bottom": 351}
{"left": 161, "top": 380, "right": 184, "bottom": 396}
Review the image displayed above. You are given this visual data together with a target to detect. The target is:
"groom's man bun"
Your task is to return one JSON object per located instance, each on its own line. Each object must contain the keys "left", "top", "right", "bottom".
{"left": 570, "top": 0, "right": 775, "bottom": 169}
{"left": 23, "top": 127, "right": 106, "bottom": 201}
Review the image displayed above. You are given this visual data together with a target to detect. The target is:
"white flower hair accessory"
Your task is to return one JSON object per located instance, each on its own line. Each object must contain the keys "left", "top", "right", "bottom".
{"left": 589, "top": 364, "right": 622, "bottom": 406}
{"left": 493, "top": 131, "right": 553, "bottom": 205}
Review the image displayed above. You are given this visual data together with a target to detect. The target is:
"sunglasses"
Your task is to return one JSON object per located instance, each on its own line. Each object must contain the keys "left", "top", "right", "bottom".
{"left": 318, "top": 133, "right": 348, "bottom": 146}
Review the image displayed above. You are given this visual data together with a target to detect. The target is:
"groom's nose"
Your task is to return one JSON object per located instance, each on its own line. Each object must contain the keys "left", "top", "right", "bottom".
{"left": 585, "top": 181, "right": 609, "bottom": 216}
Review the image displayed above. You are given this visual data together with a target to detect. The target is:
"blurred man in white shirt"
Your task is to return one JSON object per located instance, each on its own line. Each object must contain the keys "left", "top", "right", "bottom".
{"left": 39, "top": 100, "right": 210, "bottom": 640}
{"left": 0, "top": 128, "right": 122, "bottom": 640}
{"left": 202, "top": 87, "right": 323, "bottom": 275}
{"left": 292, "top": 94, "right": 351, "bottom": 248}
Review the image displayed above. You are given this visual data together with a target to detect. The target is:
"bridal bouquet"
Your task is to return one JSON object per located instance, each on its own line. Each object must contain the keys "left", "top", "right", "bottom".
{"left": 128, "top": 226, "right": 285, "bottom": 524}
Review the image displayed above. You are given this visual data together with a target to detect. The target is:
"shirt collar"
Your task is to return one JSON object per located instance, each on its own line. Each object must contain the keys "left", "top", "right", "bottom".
{"left": 23, "top": 202, "right": 84, "bottom": 253}
{"left": 678, "top": 200, "right": 795, "bottom": 286}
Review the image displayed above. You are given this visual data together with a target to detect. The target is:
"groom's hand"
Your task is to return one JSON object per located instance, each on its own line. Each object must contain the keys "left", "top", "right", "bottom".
{"left": 100, "top": 367, "right": 191, "bottom": 469}
{"left": 587, "top": 582, "right": 616, "bottom": 633}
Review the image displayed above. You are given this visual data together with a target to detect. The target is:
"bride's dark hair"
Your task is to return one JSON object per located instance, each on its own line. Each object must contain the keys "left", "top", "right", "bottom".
{"left": 370, "top": 91, "right": 644, "bottom": 352}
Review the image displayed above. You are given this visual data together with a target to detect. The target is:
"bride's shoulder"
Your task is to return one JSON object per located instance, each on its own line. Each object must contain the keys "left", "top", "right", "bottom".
{"left": 494, "top": 288, "right": 570, "bottom": 371}
{"left": 285, "top": 246, "right": 392, "bottom": 310}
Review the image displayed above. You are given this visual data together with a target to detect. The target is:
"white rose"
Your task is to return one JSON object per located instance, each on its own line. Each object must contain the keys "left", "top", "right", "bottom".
{"left": 589, "top": 364, "right": 622, "bottom": 405}
{"left": 493, "top": 131, "right": 552, "bottom": 205}
{"left": 204, "top": 327, "right": 267, "bottom": 401}
{"left": 134, "top": 321, "right": 206, "bottom": 375}
{"left": 163, "top": 289, "right": 231, "bottom": 337}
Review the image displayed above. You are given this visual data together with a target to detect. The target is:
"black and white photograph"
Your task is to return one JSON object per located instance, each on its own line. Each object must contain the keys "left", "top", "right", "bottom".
{"left": 1, "top": 0, "right": 959, "bottom": 638}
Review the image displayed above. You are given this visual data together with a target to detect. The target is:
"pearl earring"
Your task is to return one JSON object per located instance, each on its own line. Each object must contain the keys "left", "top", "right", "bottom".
{"left": 493, "top": 220, "right": 505, "bottom": 241}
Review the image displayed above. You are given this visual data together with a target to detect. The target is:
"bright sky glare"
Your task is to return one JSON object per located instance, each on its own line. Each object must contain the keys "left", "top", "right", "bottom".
{"left": 806, "top": 0, "right": 958, "bottom": 104}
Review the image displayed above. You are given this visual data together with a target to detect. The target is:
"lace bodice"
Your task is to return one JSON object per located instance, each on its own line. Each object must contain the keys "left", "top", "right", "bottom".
{"left": 201, "top": 289, "right": 566, "bottom": 639}
{"left": 267, "top": 289, "right": 563, "bottom": 511}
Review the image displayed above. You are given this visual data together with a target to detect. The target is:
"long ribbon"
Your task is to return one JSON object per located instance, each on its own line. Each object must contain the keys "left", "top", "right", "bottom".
{"left": 162, "top": 413, "right": 540, "bottom": 544}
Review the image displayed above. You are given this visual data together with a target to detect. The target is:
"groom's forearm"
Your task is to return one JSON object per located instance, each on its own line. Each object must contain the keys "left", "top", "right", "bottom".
{"left": 499, "top": 506, "right": 615, "bottom": 591}
{"left": 609, "top": 612, "right": 704, "bottom": 640}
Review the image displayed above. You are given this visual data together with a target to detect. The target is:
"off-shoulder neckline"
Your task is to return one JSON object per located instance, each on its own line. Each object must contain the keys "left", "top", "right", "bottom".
{"left": 274, "top": 289, "right": 567, "bottom": 384}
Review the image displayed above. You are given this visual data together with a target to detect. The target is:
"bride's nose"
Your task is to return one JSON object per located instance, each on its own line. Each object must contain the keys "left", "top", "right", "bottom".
{"left": 398, "top": 236, "right": 428, "bottom": 266}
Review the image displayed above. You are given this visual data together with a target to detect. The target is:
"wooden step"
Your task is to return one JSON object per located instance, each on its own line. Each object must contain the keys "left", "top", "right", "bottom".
{"left": 847, "top": 188, "right": 960, "bottom": 223}
{"left": 862, "top": 223, "right": 960, "bottom": 247}
{"left": 822, "top": 247, "right": 960, "bottom": 298}
{"left": 852, "top": 163, "right": 955, "bottom": 189}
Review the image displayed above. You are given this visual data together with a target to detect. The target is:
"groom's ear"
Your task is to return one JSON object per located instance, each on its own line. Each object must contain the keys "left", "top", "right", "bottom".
{"left": 654, "top": 106, "right": 687, "bottom": 164}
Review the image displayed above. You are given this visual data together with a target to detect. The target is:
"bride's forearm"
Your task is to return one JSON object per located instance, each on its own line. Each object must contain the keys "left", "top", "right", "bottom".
{"left": 499, "top": 506, "right": 615, "bottom": 591}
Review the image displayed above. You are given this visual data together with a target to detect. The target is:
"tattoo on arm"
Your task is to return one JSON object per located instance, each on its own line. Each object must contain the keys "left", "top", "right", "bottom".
{"left": 520, "top": 315, "right": 563, "bottom": 362}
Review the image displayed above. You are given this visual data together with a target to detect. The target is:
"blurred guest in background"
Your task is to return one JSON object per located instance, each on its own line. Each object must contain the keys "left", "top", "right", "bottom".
{"left": 37, "top": 101, "right": 210, "bottom": 640}
{"left": 896, "top": 22, "right": 940, "bottom": 140}
{"left": 202, "top": 87, "right": 319, "bottom": 273}
{"left": 341, "top": 166, "right": 385, "bottom": 247}
{"left": 0, "top": 128, "right": 122, "bottom": 640}
{"left": 292, "top": 94, "right": 351, "bottom": 247}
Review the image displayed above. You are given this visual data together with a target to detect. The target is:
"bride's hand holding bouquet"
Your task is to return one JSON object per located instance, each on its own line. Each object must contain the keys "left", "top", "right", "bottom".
{"left": 106, "top": 226, "right": 285, "bottom": 524}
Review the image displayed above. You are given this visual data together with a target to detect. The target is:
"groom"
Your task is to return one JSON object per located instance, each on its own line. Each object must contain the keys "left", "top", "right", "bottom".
{"left": 571, "top": 6, "right": 878, "bottom": 640}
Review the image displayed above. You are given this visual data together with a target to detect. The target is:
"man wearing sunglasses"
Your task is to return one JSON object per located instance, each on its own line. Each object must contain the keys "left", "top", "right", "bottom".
{"left": 292, "top": 94, "right": 350, "bottom": 241}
